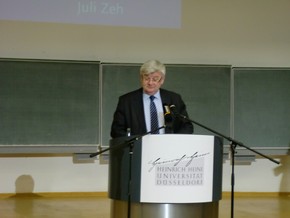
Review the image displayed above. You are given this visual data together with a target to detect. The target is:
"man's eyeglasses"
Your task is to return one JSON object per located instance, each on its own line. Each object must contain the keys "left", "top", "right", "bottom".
{"left": 143, "top": 76, "right": 162, "bottom": 83}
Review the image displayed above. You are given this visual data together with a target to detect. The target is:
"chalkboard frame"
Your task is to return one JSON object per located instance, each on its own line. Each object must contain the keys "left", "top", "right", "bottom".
{"left": 100, "top": 63, "right": 232, "bottom": 147}
{"left": 232, "top": 67, "right": 290, "bottom": 155}
{"left": 0, "top": 58, "right": 100, "bottom": 154}
{"left": 0, "top": 59, "right": 289, "bottom": 156}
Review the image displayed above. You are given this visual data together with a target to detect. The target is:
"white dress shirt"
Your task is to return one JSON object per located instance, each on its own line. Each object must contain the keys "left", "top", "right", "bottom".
{"left": 143, "top": 91, "right": 165, "bottom": 134}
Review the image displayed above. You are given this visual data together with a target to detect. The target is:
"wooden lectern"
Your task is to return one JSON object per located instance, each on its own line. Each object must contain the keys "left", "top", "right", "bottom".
{"left": 109, "top": 134, "right": 223, "bottom": 218}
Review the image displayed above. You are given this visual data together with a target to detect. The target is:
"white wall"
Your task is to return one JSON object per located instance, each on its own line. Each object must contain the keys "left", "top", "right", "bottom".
{"left": 0, "top": 155, "right": 108, "bottom": 193}
{"left": 1, "top": 1, "right": 290, "bottom": 66}
{"left": 223, "top": 157, "right": 290, "bottom": 192}
{"left": 0, "top": 156, "right": 289, "bottom": 194}
{"left": 0, "top": 0, "right": 289, "bottom": 194}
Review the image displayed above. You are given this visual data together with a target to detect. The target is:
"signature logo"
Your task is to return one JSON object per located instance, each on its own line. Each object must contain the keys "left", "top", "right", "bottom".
{"left": 148, "top": 151, "right": 210, "bottom": 172}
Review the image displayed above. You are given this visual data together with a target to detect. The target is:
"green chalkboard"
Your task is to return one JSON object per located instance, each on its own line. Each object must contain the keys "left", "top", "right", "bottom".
{"left": 0, "top": 59, "right": 99, "bottom": 145}
{"left": 101, "top": 64, "right": 140, "bottom": 146}
{"left": 101, "top": 63, "right": 231, "bottom": 146}
{"left": 3, "top": 60, "right": 288, "bottom": 152}
{"left": 233, "top": 68, "right": 290, "bottom": 148}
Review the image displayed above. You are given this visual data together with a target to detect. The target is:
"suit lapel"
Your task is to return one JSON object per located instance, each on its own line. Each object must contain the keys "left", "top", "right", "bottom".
{"left": 160, "top": 89, "right": 171, "bottom": 108}
{"left": 133, "top": 89, "right": 147, "bottom": 132}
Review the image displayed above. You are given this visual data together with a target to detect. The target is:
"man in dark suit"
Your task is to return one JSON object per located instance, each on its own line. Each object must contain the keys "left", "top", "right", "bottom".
{"left": 111, "top": 60, "right": 193, "bottom": 138}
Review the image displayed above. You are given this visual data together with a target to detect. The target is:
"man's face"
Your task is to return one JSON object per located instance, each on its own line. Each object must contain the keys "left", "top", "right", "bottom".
{"left": 141, "top": 71, "right": 164, "bottom": 95}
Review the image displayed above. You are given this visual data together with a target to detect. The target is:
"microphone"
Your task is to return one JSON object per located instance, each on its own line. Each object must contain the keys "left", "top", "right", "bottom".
{"left": 163, "top": 104, "right": 173, "bottom": 122}
{"left": 169, "top": 105, "right": 178, "bottom": 116}
{"left": 170, "top": 105, "right": 188, "bottom": 120}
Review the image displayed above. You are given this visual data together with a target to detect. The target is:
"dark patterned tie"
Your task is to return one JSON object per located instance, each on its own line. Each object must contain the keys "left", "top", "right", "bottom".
{"left": 150, "top": 96, "right": 159, "bottom": 134}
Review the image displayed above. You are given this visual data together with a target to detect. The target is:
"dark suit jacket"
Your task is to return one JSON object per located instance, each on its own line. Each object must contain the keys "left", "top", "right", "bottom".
{"left": 110, "top": 88, "right": 193, "bottom": 138}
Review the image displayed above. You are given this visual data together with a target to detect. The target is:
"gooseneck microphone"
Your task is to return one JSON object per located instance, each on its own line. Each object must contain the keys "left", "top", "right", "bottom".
{"left": 169, "top": 105, "right": 178, "bottom": 116}
{"left": 169, "top": 104, "right": 187, "bottom": 119}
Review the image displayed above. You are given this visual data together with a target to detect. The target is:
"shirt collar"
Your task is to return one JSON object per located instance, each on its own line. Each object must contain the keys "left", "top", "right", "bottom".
{"left": 143, "top": 90, "right": 161, "bottom": 100}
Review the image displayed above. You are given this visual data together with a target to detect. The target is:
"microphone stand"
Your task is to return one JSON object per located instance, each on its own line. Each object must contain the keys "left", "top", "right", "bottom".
{"left": 90, "top": 125, "right": 165, "bottom": 218}
{"left": 173, "top": 112, "right": 280, "bottom": 218}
